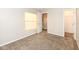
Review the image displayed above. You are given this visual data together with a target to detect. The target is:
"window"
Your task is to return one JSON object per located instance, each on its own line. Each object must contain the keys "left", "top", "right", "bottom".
{"left": 24, "top": 12, "right": 37, "bottom": 31}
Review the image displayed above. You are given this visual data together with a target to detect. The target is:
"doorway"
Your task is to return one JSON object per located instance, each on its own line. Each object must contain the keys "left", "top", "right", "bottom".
{"left": 42, "top": 13, "right": 48, "bottom": 31}
{"left": 64, "top": 9, "right": 76, "bottom": 39}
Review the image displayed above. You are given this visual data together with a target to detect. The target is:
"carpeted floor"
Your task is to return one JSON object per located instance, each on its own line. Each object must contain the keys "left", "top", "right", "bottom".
{"left": 0, "top": 31, "right": 78, "bottom": 50}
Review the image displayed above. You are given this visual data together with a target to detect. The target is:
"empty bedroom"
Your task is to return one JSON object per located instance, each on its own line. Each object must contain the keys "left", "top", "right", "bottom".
{"left": 0, "top": 8, "right": 78, "bottom": 50}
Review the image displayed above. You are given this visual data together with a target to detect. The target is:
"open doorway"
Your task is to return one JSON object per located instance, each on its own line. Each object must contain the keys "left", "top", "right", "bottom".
{"left": 42, "top": 13, "right": 48, "bottom": 32}
{"left": 64, "top": 9, "right": 76, "bottom": 39}
{"left": 64, "top": 9, "right": 78, "bottom": 49}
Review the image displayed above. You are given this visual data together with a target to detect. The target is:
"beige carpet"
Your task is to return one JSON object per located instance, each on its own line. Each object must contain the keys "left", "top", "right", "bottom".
{"left": 0, "top": 31, "right": 78, "bottom": 50}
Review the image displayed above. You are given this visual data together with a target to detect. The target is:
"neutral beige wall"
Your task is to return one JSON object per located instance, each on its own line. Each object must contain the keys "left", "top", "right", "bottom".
{"left": 0, "top": 8, "right": 38, "bottom": 46}
{"left": 37, "top": 12, "right": 42, "bottom": 33}
{"left": 77, "top": 9, "right": 79, "bottom": 39}
{"left": 76, "top": 9, "right": 79, "bottom": 48}
{"left": 47, "top": 9, "right": 64, "bottom": 36}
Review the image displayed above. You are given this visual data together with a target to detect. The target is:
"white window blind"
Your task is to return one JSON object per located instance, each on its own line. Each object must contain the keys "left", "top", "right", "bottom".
{"left": 25, "top": 12, "right": 37, "bottom": 31}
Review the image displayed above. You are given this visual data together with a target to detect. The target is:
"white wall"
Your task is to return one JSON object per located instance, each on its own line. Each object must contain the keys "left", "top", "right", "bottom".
{"left": 77, "top": 9, "right": 79, "bottom": 39}
{"left": 47, "top": 9, "right": 64, "bottom": 37}
{"left": 0, "top": 17, "right": 2, "bottom": 40}
{"left": 0, "top": 8, "right": 38, "bottom": 46}
{"left": 73, "top": 9, "right": 76, "bottom": 39}
{"left": 76, "top": 9, "right": 79, "bottom": 48}
{"left": 37, "top": 12, "right": 42, "bottom": 33}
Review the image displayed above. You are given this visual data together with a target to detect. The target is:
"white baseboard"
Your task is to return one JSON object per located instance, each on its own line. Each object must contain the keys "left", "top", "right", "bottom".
{"left": 48, "top": 32, "right": 64, "bottom": 37}
{"left": 0, "top": 33, "right": 36, "bottom": 47}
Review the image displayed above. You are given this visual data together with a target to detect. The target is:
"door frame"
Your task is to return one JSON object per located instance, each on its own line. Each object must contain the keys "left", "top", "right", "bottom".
{"left": 63, "top": 8, "right": 76, "bottom": 39}
{"left": 41, "top": 12, "right": 48, "bottom": 32}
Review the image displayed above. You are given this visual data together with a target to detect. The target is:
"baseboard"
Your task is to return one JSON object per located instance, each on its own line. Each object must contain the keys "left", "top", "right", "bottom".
{"left": 64, "top": 32, "right": 74, "bottom": 37}
{"left": 48, "top": 32, "right": 64, "bottom": 38}
{"left": 0, "top": 33, "right": 36, "bottom": 47}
